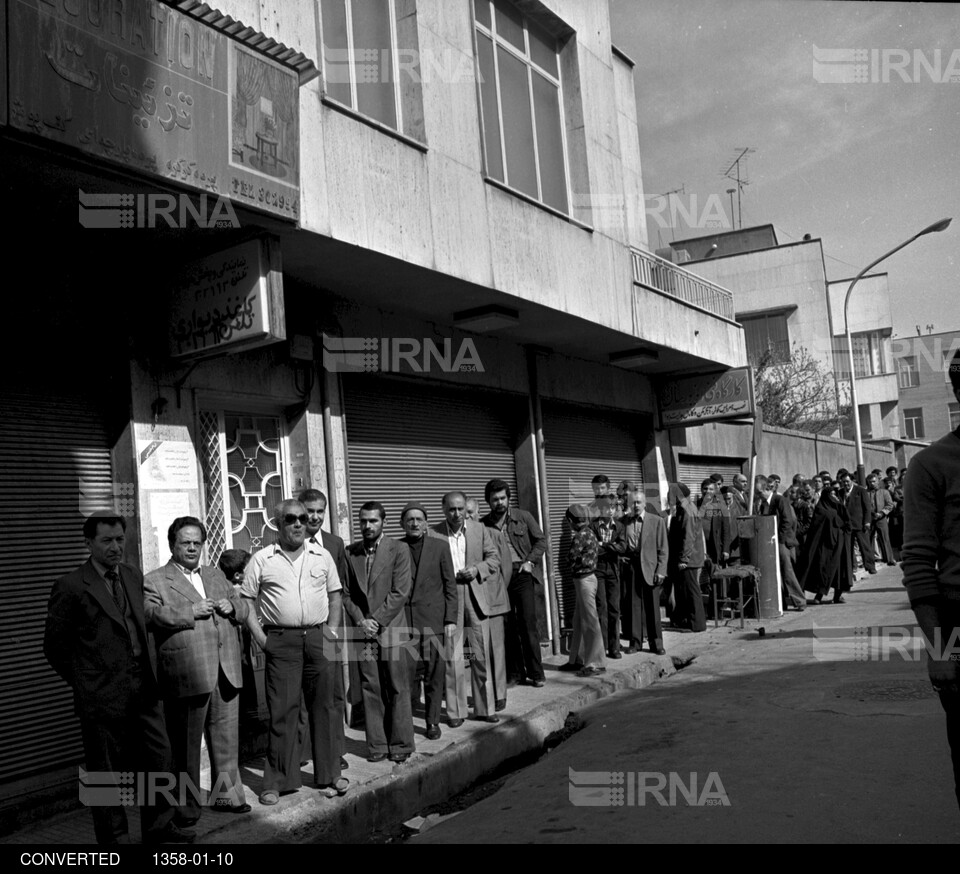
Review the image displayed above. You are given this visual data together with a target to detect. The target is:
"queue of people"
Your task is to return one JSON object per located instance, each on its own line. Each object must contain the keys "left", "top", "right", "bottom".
{"left": 44, "top": 459, "right": 914, "bottom": 843}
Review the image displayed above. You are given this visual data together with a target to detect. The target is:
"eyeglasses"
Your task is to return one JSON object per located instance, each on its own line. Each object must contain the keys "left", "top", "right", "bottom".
{"left": 282, "top": 514, "right": 310, "bottom": 526}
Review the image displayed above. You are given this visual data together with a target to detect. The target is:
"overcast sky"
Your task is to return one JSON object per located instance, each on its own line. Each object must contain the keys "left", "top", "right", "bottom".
{"left": 609, "top": 0, "right": 959, "bottom": 339}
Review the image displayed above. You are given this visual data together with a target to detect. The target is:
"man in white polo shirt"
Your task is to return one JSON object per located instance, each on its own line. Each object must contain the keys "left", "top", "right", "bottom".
{"left": 242, "top": 499, "right": 346, "bottom": 803}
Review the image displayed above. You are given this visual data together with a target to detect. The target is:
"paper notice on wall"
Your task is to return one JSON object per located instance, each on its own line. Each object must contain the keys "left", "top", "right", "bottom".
{"left": 138, "top": 440, "right": 199, "bottom": 490}
{"left": 148, "top": 492, "right": 194, "bottom": 566}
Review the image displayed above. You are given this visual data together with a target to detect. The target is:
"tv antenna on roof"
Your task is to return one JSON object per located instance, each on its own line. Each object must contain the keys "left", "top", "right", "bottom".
{"left": 651, "top": 183, "right": 685, "bottom": 247}
{"left": 721, "top": 147, "right": 754, "bottom": 229}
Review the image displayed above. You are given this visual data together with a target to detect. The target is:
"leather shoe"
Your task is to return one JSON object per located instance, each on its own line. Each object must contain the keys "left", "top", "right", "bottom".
{"left": 609, "top": 651, "right": 622, "bottom": 659}
{"left": 475, "top": 714, "right": 499, "bottom": 724}
{"left": 210, "top": 801, "right": 251, "bottom": 815}
{"left": 559, "top": 662, "right": 582, "bottom": 672}
{"left": 531, "top": 679, "right": 546, "bottom": 688}
{"left": 258, "top": 791, "right": 279, "bottom": 806}
{"left": 447, "top": 717, "right": 465, "bottom": 728}
{"left": 388, "top": 752, "right": 411, "bottom": 763}
{"left": 425, "top": 723, "right": 441, "bottom": 740}
{"left": 495, "top": 698, "right": 507, "bottom": 712}
{"left": 367, "top": 752, "right": 387, "bottom": 763}
{"left": 340, "top": 757, "right": 349, "bottom": 770}
{"left": 652, "top": 645, "right": 666, "bottom": 656}
{"left": 623, "top": 644, "right": 640, "bottom": 654}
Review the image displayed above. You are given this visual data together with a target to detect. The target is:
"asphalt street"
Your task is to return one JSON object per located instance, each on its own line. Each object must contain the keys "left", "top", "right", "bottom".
{"left": 414, "top": 565, "right": 960, "bottom": 843}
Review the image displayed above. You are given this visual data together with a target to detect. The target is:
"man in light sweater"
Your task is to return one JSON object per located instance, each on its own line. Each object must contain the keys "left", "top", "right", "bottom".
{"left": 902, "top": 347, "right": 960, "bottom": 811}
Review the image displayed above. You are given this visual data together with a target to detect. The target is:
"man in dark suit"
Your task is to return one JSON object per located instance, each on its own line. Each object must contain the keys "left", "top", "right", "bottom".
{"left": 432, "top": 491, "right": 502, "bottom": 724}
{"left": 621, "top": 490, "right": 669, "bottom": 654}
{"left": 298, "top": 488, "right": 349, "bottom": 771}
{"left": 44, "top": 513, "right": 193, "bottom": 845}
{"left": 343, "top": 502, "right": 415, "bottom": 763}
{"left": 399, "top": 502, "right": 456, "bottom": 740}
{"left": 756, "top": 475, "right": 807, "bottom": 611}
{"left": 668, "top": 484, "right": 708, "bottom": 631}
{"left": 144, "top": 517, "right": 250, "bottom": 825}
{"left": 838, "top": 468, "right": 877, "bottom": 575}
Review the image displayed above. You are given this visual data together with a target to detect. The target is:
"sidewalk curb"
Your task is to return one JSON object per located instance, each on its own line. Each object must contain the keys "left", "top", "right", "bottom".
{"left": 198, "top": 654, "right": 680, "bottom": 844}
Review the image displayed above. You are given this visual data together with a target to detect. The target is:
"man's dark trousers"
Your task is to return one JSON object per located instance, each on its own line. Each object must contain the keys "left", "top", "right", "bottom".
{"left": 853, "top": 529, "right": 877, "bottom": 573}
{"left": 409, "top": 628, "right": 446, "bottom": 725}
{"left": 505, "top": 565, "right": 545, "bottom": 683}
{"left": 79, "top": 673, "right": 176, "bottom": 844}
{"left": 624, "top": 559, "right": 664, "bottom": 651}
{"left": 594, "top": 557, "right": 621, "bottom": 655}
{"left": 263, "top": 625, "right": 342, "bottom": 790}
{"left": 357, "top": 639, "right": 415, "bottom": 756}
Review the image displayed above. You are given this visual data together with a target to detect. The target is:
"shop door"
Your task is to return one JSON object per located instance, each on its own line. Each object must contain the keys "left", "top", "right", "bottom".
{"left": 676, "top": 455, "right": 745, "bottom": 494}
{"left": 542, "top": 404, "right": 649, "bottom": 631}
{"left": 343, "top": 378, "right": 524, "bottom": 540}
{"left": 0, "top": 391, "right": 115, "bottom": 797}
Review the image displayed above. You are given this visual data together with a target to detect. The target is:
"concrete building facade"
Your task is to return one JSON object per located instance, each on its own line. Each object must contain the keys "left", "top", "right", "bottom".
{"left": 893, "top": 328, "right": 960, "bottom": 442}
{"left": 0, "top": 0, "right": 746, "bottom": 817}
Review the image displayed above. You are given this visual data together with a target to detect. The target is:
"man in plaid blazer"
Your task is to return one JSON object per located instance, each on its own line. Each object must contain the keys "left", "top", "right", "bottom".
{"left": 144, "top": 517, "right": 250, "bottom": 824}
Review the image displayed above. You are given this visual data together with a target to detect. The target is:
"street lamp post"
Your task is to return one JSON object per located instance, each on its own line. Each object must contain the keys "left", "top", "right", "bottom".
{"left": 844, "top": 217, "right": 952, "bottom": 485}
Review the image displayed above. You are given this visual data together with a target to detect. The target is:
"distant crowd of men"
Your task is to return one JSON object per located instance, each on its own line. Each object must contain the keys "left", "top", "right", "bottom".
{"left": 45, "top": 349, "right": 960, "bottom": 840}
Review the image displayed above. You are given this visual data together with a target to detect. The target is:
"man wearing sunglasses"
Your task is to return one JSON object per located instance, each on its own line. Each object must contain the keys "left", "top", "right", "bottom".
{"left": 242, "top": 499, "right": 346, "bottom": 803}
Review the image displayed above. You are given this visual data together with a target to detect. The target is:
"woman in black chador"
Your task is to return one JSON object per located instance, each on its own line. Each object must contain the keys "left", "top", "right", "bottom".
{"left": 798, "top": 483, "right": 853, "bottom": 604}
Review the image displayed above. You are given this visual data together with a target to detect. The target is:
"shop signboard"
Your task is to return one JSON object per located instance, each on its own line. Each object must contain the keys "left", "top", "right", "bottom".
{"left": 658, "top": 366, "right": 756, "bottom": 428}
{"left": 7, "top": 0, "right": 301, "bottom": 220}
{"left": 168, "top": 236, "right": 285, "bottom": 360}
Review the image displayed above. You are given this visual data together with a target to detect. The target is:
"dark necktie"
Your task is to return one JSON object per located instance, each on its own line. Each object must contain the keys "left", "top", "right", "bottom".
{"left": 105, "top": 569, "right": 126, "bottom": 614}
{"left": 365, "top": 548, "right": 376, "bottom": 579}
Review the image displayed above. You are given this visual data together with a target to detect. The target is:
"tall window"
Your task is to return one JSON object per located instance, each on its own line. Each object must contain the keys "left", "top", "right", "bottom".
{"left": 902, "top": 407, "right": 925, "bottom": 440}
{"left": 897, "top": 356, "right": 920, "bottom": 388}
{"left": 321, "top": 0, "right": 423, "bottom": 138}
{"left": 949, "top": 402, "right": 960, "bottom": 432}
{"left": 474, "top": 0, "right": 570, "bottom": 213}
{"left": 740, "top": 312, "right": 790, "bottom": 366}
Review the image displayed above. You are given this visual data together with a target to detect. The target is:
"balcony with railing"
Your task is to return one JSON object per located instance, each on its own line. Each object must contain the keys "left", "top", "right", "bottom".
{"left": 631, "top": 247, "right": 735, "bottom": 321}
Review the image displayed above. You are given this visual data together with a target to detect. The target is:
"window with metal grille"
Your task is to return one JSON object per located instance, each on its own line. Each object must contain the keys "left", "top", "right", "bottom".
{"left": 473, "top": 0, "right": 571, "bottom": 214}
{"left": 902, "top": 407, "right": 925, "bottom": 440}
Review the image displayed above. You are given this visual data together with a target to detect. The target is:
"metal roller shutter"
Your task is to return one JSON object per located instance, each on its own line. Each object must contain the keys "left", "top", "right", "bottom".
{"left": 676, "top": 455, "right": 745, "bottom": 493}
{"left": 0, "top": 391, "right": 115, "bottom": 796}
{"left": 343, "top": 378, "right": 524, "bottom": 541}
{"left": 542, "top": 404, "right": 649, "bottom": 630}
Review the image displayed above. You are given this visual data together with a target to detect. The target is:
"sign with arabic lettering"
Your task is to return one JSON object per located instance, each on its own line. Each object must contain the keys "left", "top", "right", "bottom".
{"left": 169, "top": 237, "right": 285, "bottom": 360}
{"left": 7, "top": 0, "right": 300, "bottom": 221}
{"left": 658, "top": 367, "right": 756, "bottom": 428}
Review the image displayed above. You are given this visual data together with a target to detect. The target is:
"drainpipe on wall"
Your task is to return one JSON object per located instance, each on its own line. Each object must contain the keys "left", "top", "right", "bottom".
{"left": 527, "top": 346, "right": 563, "bottom": 655}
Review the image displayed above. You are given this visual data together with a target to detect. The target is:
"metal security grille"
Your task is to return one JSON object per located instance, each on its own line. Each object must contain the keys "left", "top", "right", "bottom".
{"left": 198, "top": 412, "right": 287, "bottom": 565}
{"left": 198, "top": 410, "right": 228, "bottom": 566}
{"left": 0, "top": 391, "right": 114, "bottom": 794}
{"left": 542, "top": 404, "right": 649, "bottom": 630}
{"left": 343, "top": 378, "right": 524, "bottom": 541}
{"left": 676, "top": 455, "right": 746, "bottom": 494}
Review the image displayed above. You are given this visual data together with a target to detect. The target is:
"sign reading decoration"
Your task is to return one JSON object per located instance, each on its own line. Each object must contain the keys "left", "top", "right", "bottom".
{"left": 7, "top": 0, "right": 300, "bottom": 220}
{"left": 169, "top": 237, "right": 285, "bottom": 360}
{"left": 658, "top": 367, "right": 756, "bottom": 428}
